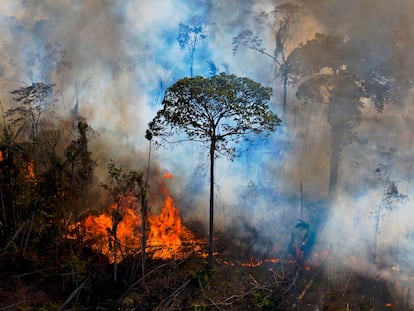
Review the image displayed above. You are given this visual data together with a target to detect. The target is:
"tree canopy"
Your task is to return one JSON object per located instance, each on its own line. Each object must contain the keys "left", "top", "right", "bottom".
{"left": 286, "top": 33, "right": 399, "bottom": 201}
{"left": 148, "top": 72, "right": 280, "bottom": 158}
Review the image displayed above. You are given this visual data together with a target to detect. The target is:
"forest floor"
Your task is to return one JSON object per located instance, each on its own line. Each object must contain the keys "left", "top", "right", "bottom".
{"left": 0, "top": 241, "right": 411, "bottom": 311}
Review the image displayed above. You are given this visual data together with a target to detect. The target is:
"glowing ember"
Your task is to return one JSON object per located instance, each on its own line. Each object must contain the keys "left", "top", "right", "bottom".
{"left": 240, "top": 258, "right": 279, "bottom": 267}
{"left": 25, "top": 160, "right": 36, "bottom": 180}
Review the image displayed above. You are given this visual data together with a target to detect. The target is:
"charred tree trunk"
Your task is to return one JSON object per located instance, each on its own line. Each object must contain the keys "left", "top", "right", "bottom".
{"left": 141, "top": 134, "right": 152, "bottom": 282}
{"left": 141, "top": 196, "right": 147, "bottom": 279}
{"left": 112, "top": 209, "right": 121, "bottom": 283}
{"left": 113, "top": 231, "right": 118, "bottom": 282}
{"left": 141, "top": 183, "right": 149, "bottom": 283}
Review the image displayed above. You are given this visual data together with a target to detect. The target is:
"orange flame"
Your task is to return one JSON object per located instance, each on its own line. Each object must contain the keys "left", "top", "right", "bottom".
{"left": 147, "top": 194, "right": 199, "bottom": 259}
{"left": 70, "top": 172, "right": 203, "bottom": 263}
{"left": 81, "top": 197, "right": 141, "bottom": 262}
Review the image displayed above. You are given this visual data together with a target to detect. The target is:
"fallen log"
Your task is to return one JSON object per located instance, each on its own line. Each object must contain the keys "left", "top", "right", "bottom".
{"left": 297, "top": 278, "right": 314, "bottom": 300}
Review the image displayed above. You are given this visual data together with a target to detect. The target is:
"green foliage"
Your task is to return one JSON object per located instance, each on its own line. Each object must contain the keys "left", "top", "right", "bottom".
{"left": 149, "top": 72, "right": 280, "bottom": 159}
{"left": 101, "top": 160, "right": 144, "bottom": 281}
{"left": 61, "top": 253, "right": 87, "bottom": 284}
{"left": 288, "top": 33, "right": 396, "bottom": 112}
{"left": 121, "top": 296, "right": 134, "bottom": 308}
{"left": 287, "top": 32, "right": 401, "bottom": 199}
{"left": 101, "top": 160, "right": 144, "bottom": 203}
{"left": 254, "top": 291, "right": 275, "bottom": 310}
{"left": 192, "top": 302, "right": 209, "bottom": 311}
{"left": 190, "top": 267, "right": 210, "bottom": 287}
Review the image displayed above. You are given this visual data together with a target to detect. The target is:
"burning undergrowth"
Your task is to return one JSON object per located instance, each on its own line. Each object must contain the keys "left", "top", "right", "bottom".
{"left": 68, "top": 171, "right": 205, "bottom": 263}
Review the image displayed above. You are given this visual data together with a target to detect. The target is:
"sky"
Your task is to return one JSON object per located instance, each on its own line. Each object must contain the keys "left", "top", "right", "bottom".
{"left": 1, "top": 0, "right": 414, "bottom": 284}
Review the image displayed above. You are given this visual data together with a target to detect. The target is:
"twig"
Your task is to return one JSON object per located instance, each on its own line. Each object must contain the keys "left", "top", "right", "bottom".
{"left": 297, "top": 278, "right": 314, "bottom": 300}
{"left": 154, "top": 278, "right": 192, "bottom": 310}
{"left": 215, "top": 273, "right": 275, "bottom": 308}
{"left": 12, "top": 267, "right": 56, "bottom": 278}
{"left": 58, "top": 277, "right": 90, "bottom": 311}
{"left": 121, "top": 262, "right": 173, "bottom": 298}
{"left": 22, "top": 211, "right": 35, "bottom": 257}
{"left": 248, "top": 274, "right": 260, "bottom": 287}
{"left": 1, "top": 220, "right": 27, "bottom": 254}
{"left": 0, "top": 300, "right": 26, "bottom": 310}
{"left": 283, "top": 267, "right": 299, "bottom": 294}
{"left": 342, "top": 272, "right": 353, "bottom": 297}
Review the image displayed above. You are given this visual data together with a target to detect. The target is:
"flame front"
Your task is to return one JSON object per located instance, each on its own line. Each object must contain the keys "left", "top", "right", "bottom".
{"left": 72, "top": 172, "right": 202, "bottom": 263}
{"left": 147, "top": 195, "right": 199, "bottom": 259}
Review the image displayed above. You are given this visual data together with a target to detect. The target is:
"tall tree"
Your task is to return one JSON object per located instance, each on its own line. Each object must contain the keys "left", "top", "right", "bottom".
{"left": 64, "top": 120, "right": 96, "bottom": 241}
{"left": 148, "top": 73, "right": 280, "bottom": 268}
{"left": 233, "top": 3, "right": 305, "bottom": 115}
{"left": 7, "top": 82, "right": 57, "bottom": 141}
{"left": 177, "top": 16, "right": 207, "bottom": 78}
{"left": 287, "top": 33, "right": 397, "bottom": 203}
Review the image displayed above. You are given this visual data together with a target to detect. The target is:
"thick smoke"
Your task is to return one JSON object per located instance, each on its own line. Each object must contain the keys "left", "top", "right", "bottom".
{"left": 1, "top": 0, "right": 414, "bottom": 290}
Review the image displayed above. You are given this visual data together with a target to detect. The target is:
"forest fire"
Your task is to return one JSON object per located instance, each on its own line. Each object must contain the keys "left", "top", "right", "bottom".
{"left": 77, "top": 172, "right": 203, "bottom": 263}
{"left": 147, "top": 194, "right": 201, "bottom": 259}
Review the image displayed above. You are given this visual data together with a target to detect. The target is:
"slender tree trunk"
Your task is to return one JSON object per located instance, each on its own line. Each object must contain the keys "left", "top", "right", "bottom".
{"left": 190, "top": 56, "right": 194, "bottom": 78}
{"left": 328, "top": 141, "right": 340, "bottom": 205}
{"left": 141, "top": 198, "right": 147, "bottom": 279}
{"left": 0, "top": 186, "right": 5, "bottom": 230}
{"left": 141, "top": 138, "right": 151, "bottom": 282}
{"left": 189, "top": 35, "right": 198, "bottom": 78}
{"left": 208, "top": 139, "right": 215, "bottom": 269}
{"left": 113, "top": 218, "right": 118, "bottom": 283}
{"left": 283, "top": 75, "right": 288, "bottom": 116}
{"left": 373, "top": 204, "right": 382, "bottom": 263}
